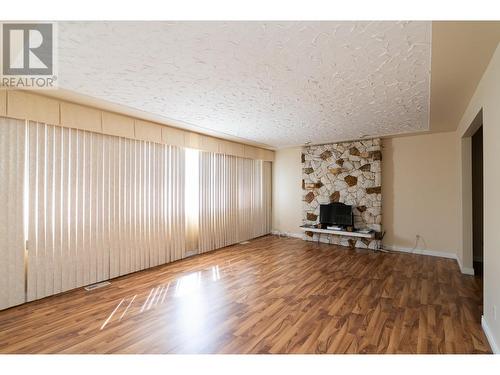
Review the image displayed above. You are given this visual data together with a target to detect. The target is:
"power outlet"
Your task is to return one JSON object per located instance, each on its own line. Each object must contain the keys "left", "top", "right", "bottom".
{"left": 494, "top": 305, "right": 497, "bottom": 321}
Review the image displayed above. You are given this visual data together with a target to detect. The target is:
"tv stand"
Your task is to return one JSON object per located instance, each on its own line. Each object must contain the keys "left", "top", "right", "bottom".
{"left": 299, "top": 225, "right": 375, "bottom": 240}
{"left": 300, "top": 225, "right": 375, "bottom": 238}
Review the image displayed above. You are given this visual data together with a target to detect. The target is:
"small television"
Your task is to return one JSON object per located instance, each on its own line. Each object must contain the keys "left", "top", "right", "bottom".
{"left": 319, "top": 203, "right": 353, "bottom": 227}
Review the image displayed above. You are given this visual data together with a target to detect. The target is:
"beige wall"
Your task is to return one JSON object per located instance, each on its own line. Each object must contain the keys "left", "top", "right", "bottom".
{"left": 455, "top": 43, "right": 500, "bottom": 352}
{"left": 272, "top": 147, "right": 303, "bottom": 236}
{"left": 381, "top": 133, "right": 460, "bottom": 255}
{"left": 1, "top": 90, "right": 274, "bottom": 161}
{"left": 272, "top": 134, "right": 462, "bottom": 254}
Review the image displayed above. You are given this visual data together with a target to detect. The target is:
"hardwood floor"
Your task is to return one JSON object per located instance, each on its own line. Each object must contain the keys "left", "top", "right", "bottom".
{"left": 0, "top": 235, "right": 491, "bottom": 354}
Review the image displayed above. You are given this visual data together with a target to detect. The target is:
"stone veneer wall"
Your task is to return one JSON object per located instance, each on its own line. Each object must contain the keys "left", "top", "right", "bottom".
{"left": 302, "top": 138, "right": 382, "bottom": 249}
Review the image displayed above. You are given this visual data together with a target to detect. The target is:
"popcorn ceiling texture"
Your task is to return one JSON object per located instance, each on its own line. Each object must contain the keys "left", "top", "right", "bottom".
{"left": 302, "top": 139, "right": 382, "bottom": 250}
{"left": 57, "top": 21, "right": 431, "bottom": 148}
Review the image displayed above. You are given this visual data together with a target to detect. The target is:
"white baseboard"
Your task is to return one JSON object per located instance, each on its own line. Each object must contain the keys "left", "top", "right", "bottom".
{"left": 456, "top": 256, "right": 475, "bottom": 275}
{"left": 482, "top": 315, "right": 499, "bottom": 354}
{"left": 383, "top": 245, "right": 475, "bottom": 275}
{"left": 383, "top": 244, "right": 456, "bottom": 259}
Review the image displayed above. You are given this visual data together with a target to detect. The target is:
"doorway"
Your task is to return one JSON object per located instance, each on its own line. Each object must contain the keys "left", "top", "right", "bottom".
{"left": 471, "top": 126, "right": 483, "bottom": 276}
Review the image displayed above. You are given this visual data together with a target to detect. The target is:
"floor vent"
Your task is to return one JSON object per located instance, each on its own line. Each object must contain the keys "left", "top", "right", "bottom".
{"left": 84, "top": 281, "right": 111, "bottom": 291}
{"left": 240, "top": 241, "right": 250, "bottom": 245}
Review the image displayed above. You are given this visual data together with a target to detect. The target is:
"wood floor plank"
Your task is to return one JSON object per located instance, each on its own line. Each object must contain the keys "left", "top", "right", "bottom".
{"left": 0, "top": 235, "right": 491, "bottom": 354}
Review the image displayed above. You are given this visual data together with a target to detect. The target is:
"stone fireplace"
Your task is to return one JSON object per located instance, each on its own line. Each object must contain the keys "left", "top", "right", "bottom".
{"left": 302, "top": 139, "right": 382, "bottom": 249}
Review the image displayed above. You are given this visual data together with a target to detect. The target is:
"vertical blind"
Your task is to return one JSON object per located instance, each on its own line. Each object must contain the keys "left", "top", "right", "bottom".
{"left": 236, "top": 158, "right": 272, "bottom": 242}
{"left": 26, "top": 121, "right": 186, "bottom": 302}
{"left": 199, "top": 152, "right": 272, "bottom": 253}
{"left": 0, "top": 117, "right": 271, "bottom": 309}
{"left": 0, "top": 118, "right": 26, "bottom": 310}
{"left": 199, "top": 153, "right": 239, "bottom": 253}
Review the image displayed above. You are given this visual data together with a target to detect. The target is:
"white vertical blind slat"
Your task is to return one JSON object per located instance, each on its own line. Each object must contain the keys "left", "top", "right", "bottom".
{"left": 27, "top": 122, "right": 37, "bottom": 301}
{"left": 69, "top": 128, "right": 78, "bottom": 291}
{"left": 45, "top": 125, "right": 55, "bottom": 297}
{"left": 84, "top": 130, "right": 92, "bottom": 285}
{"left": 76, "top": 129, "right": 84, "bottom": 287}
{"left": 53, "top": 126, "right": 62, "bottom": 294}
{"left": 94, "top": 133, "right": 103, "bottom": 281}
{"left": 132, "top": 140, "right": 138, "bottom": 272}
{"left": 36, "top": 123, "right": 46, "bottom": 298}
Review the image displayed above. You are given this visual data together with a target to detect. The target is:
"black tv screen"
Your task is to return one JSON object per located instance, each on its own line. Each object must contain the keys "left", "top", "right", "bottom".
{"left": 320, "top": 203, "right": 353, "bottom": 226}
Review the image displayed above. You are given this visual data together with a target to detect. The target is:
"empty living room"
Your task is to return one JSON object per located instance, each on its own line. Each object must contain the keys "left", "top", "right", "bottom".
{"left": 1, "top": 1, "right": 500, "bottom": 373}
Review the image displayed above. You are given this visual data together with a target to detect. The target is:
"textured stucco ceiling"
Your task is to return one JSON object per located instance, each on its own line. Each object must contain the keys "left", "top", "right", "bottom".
{"left": 58, "top": 21, "right": 431, "bottom": 148}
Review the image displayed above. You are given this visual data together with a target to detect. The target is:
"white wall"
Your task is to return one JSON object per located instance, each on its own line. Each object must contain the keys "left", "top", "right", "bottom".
{"left": 272, "top": 147, "right": 303, "bottom": 237}
{"left": 455, "top": 43, "right": 500, "bottom": 353}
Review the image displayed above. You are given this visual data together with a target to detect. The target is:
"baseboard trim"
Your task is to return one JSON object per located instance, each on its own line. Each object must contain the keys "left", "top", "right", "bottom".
{"left": 482, "top": 315, "right": 499, "bottom": 354}
{"left": 383, "top": 245, "right": 474, "bottom": 275}
{"left": 383, "top": 245, "right": 456, "bottom": 259}
{"left": 456, "top": 256, "right": 475, "bottom": 276}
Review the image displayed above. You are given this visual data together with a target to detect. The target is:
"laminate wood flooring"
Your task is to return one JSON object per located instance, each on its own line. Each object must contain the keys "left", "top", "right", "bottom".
{"left": 0, "top": 235, "right": 491, "bottom": 354}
